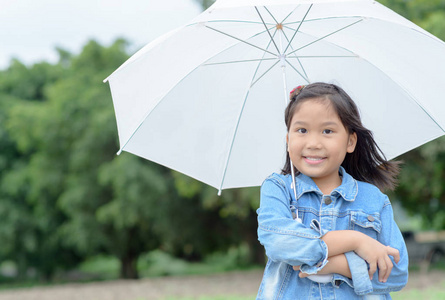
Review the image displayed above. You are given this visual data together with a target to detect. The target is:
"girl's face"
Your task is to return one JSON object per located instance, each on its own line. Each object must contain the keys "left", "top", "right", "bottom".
{"left": 286, "top": 98, "right": 357, "bottom": 193}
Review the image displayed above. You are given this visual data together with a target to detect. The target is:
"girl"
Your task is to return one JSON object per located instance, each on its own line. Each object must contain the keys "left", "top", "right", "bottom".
{"left": 256, "top": 83, "right": 408, "bottom": 299}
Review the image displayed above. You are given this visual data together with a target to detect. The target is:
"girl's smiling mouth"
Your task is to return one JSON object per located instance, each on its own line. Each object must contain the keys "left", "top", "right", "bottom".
{"left": 303, "top": 156, "right": 326, "bottom": 165}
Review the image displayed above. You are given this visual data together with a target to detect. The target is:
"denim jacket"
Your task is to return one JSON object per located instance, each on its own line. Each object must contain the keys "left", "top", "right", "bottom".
{"left": 256, "top": 167, "right": 408, "bottom": 299}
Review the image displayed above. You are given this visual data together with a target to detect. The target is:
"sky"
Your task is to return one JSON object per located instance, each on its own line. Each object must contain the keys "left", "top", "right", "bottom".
{"left": 0, "top": 0, "right": 203, "bottom": 69}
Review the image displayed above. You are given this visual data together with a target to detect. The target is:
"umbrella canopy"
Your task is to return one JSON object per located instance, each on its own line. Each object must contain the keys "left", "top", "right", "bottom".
{"left": 105, "top": 0, "right": 445, "bottom": 194}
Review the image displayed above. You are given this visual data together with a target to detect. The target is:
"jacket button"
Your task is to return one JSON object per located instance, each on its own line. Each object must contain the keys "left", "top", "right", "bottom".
{"left": 324, "top": 197, "right": 332, "bottom": 205}
{"left": 367, "top": 215, "right": 375, "bottom": 222}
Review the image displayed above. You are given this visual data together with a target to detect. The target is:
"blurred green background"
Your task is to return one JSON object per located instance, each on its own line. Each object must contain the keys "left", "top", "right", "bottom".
{"left": 0, "top": 0, "right": 445, "bottom": 296}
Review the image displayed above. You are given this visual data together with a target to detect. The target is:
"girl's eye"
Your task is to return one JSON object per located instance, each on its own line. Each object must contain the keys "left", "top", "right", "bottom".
{"left": 297, "top": 128, "right": 307, "bottom": 134}
{"left": 323, "top": 129, "right": 333, "bottom": 134}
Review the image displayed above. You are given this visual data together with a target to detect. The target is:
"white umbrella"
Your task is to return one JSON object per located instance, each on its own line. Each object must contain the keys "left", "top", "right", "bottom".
{"left": 104, "top": 0, "right": 445, "bottom": 194}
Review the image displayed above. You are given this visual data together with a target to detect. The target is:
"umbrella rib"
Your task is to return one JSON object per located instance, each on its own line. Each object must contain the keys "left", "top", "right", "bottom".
{"left": 204, "top": 58, "right": 277, "bottom": 66}
{"left": 285, "top": 59, "right": 310, "bottom": 84}
{"left": 205, "top": 25, "right": 278, "bottom": 57}
{"left": 263, "top": 6, "right": 279, "bottom": 24}
{"left": 187, "top": 20, "right": 275, "bottom": 27}
{"left": 278, "top": 8, "right": 356, "bottom": 81}
{"left": 282, "top": 24, "right": 360, "bottom": 60}
{"left": 287, "top": 19, "right": 364, "bottom": 56}
{"left": 204, "top": 25, "right": 278, "bottom": 67}
{"left": 202, "top": 20, "right": 274, "bottom": 25}
{"left": 281, "top": 6, "right": 301, "bottom": 24}
{"left": 287, "top": 55, "right": 357, "bottom": 58}
{"left": 250, "top": 28, "right": 280, "bottom": 86}
{"left": 284, "top": 15, "right": 366, "bottom": 26}
{"left": 250, "top": 60, "right": 280, "bottom": 88}
{"left": 296, "top": 57, "right": 309, "bottom": 80}
{"left": 255, "top": 6, "right": 281, "bottom": 55}
{"left": 284, "top": 4, "right": 313, "bottom": 53}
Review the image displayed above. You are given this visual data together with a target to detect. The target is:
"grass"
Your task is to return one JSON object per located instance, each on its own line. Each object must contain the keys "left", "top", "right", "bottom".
{"left": 80, "top": 244, "right": 259, "bottom": 279}
{"left": 0, "top": 244, "right": 259, "bottom": 289}
{"left": 154, "top": 287, "right": 445, "bottom": 300}
{"left": 2, "top": 252, "right": 445, "bottom": 299}
{"left": 78, "top": 254, "right": 120, "bottom": 279}
{"left": 138, "top": 246, "right": 258, "bottom": 278}
{"left": 392, "top": 287, "right": 445, "bottom": 300}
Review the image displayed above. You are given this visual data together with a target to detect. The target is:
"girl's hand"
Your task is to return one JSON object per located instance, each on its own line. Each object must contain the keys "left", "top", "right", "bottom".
{"left": 292, "top": 266, "right": 324, "bottom": 278}
{"left": 354, "top": 235, "right": 400, "bottom": 282}
{"left": 293, "top": 254, "right": 351, "bottom": 278}
{"left": 292, "top": 266, "right": 317, "bottom": 278}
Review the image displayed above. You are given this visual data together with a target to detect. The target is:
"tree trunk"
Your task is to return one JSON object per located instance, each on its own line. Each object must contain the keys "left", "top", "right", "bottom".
{"left": 120, "top": 254, "right": 139, "bottom": 279}
{"left": 244, "top": 209, "right": 267, "bottom": 265}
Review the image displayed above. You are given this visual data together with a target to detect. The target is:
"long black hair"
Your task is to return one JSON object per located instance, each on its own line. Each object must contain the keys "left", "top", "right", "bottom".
{"left": 282, "top": 82, "right": 400, "bottom": 191}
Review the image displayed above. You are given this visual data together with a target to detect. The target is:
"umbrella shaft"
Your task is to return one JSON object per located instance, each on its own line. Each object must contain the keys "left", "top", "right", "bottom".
{"left": 278, "top": 28, "right": 288, "bottom": 106}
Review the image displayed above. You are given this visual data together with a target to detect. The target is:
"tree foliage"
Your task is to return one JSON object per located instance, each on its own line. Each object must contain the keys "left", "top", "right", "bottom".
{"left": 0, "top": 39, "right": 168, "bottom": 279}
{"left": 0, "top": 38, "right": 263, "bottom": 281}
{"left": 395, "top": 137, "right": 445, "bottom": 229}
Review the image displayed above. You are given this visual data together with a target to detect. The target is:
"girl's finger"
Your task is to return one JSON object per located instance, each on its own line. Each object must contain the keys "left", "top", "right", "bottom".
{"left": 293, "top": 266, "right": 300, "bottom": 271}
{"left": 387, "top": 246, "right": 400, "bottom": 264}
{"left": 377, "top": 257, "right": 388, "bottom": 283}
{"left": 382, "top": 255, "right": 393, "bottom": 282}
{"left": 368, "top": 262, "right": 377, "bottom": 280}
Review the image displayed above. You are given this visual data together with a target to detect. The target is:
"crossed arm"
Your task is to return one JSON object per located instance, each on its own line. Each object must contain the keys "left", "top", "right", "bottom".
{"left": 293, "top": 230, "right": 400, "bottom": 282}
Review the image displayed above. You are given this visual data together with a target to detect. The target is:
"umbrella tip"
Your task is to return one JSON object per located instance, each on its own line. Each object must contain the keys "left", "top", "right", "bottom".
{"left": 217, "top": 189, "right": 222, "bottom": 196}
{"left": 117, "top": 149, "right": 123, "bottom": 155}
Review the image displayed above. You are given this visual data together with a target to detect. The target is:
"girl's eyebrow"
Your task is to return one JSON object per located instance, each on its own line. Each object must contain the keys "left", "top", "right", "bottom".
{"left": 321, "top": 121, "right": 339, "bottom": 127}
{"left": 291, "top": 121, "right": 339, "bottom": 126}
{"left": 291, "top": 121, "right": 307, "bottom": 126}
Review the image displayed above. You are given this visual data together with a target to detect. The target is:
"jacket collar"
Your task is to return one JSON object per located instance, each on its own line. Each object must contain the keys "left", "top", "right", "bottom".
{"left": 295, "top": 167, "right": 358, "bottom": 201}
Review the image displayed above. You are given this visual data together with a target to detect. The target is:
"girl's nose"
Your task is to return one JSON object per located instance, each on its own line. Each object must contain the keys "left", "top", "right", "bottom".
{"left": 306, "top": 134, "right": 322, "bottom": 149}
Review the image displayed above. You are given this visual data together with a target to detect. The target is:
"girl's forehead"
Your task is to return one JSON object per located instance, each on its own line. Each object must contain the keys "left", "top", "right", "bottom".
{"left": 291, "top": 98, "right": 345, "bottom": 127}
{"left": 294, "top": 97, "right": 334, "bottom": 114}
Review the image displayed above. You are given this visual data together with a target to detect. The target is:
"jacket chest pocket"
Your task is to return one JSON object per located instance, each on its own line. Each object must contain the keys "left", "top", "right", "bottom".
{"left": 350, "top": 211, "right": 382, "bottom": 239}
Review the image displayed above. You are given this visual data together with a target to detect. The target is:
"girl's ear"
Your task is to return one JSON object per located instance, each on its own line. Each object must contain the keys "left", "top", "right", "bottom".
{"left": 347, "top": 132, "right": 357, "bottom": 153}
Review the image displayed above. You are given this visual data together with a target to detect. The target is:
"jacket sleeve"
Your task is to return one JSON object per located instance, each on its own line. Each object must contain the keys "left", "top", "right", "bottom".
{"left": 257, "top": 176, "right": 329, "bottom": 273}
{"left": 341, "top": 199, "right": 409, "bottom": 295}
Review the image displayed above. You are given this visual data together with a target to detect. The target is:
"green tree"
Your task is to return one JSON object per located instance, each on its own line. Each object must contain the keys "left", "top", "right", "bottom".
{"left": 2, "top": 39, "right": 169, "bottom": 279}
{"left": 0, "top": 95, "right": 35, "bottom": 279}
{"left": 169, "top": 173, "right": 264, "bottom": 264}
{"left": 18, "top": 39, "right": 170, "bottom": 279}
{"left": 395, "top": 137, "right": 445, "bottom": 229}
{"left": 0, "top": 62, "right": 81, "bottom": 280}
{"left": 0, "top": 60, "right": 63, "bottom": 102}
{"left": 1, "top": 37, "right": 263, "bottom": 281}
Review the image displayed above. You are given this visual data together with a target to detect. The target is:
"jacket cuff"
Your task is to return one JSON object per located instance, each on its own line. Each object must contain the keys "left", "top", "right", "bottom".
{"left": 299, "top": 219, "right": 329, "bottom": 274}
{"left": 345, "top": 251, "right": 373, "bottom": 295}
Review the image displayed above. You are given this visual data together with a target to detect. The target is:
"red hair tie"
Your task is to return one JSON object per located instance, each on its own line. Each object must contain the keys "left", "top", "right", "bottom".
{"left": 290, "top": 85, "right": 304, "bottom": 95}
